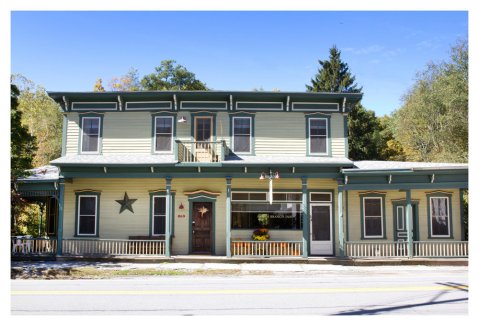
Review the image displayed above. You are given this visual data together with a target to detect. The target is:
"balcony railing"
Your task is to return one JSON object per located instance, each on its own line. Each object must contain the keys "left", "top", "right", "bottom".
{"left": 345, "top": 241, "right": 468, "bottom": 258}
{"left": 62, "top": 239, "right": 166, "bottom": 256}
{"left": 11, "top": 237, "right": 57, "bottom": 256}
{"left": 176, "top": 140, "right": 226, "bottom": 163}
{"left": 231, "top": 240, "right": 303, "bottom": 257}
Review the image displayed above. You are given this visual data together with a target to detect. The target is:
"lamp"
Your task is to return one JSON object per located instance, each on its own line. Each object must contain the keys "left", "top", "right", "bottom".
{"left": 178, "top": 116, "right": 187, "bottom": 123}
{"left": 259, "top": 169, "right": 280, "bottom": 204}
{"left": 259, "top": 172, "right": 266, "bottom": 180}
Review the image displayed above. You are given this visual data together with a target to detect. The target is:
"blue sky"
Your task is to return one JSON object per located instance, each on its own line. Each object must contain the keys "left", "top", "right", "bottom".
{"left": 11, "top": 11, "right": 467, "bottom": 116}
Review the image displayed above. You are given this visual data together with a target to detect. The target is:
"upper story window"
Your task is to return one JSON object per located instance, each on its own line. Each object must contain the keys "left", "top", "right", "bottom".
{"left": 233, "top": 117, "right": 252, "bottom": 153}
{"left": 308, "top": 118, "right": 328, "bottom": 155}
{"left": 80, "top": 116, "right": 102, "bottom": 154}
{"left": 154, "top": 116, "right": 174, "bottom": 152}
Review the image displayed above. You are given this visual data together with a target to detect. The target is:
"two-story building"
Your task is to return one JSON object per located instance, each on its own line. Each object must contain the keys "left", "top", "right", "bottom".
{"left": 15, "top": 90, "right": 469, "bottom": 259}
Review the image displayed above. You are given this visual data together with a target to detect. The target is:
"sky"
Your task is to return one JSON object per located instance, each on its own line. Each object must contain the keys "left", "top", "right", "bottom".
{"left": 10, "top": 11, "right": 468, "bottom": 116}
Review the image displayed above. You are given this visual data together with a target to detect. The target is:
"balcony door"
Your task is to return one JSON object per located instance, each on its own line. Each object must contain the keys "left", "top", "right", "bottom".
{"left": 194, "top": 117, "right": 213, "bottom": 162}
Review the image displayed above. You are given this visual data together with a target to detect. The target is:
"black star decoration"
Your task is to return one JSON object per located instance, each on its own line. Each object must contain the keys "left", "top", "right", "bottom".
{"left": 115, "top": 192, "right": 137, "bottom": 214}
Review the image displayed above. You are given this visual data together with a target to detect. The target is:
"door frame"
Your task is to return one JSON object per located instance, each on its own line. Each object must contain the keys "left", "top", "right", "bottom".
{"left": 193, "top": 116, "right": 214, "bottom": 142}
{"left": 309, "top": 202, "right": 334, "bottom": 256}
{"left": 188, "top": 196, "right": 216, "bottom": 255}
{"left": 392, "top": 201, "right": 420, "bottom": 241}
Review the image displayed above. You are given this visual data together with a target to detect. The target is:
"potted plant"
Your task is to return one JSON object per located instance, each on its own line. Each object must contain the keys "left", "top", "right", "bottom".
{"left": 252, "top": 228, "right": 270, "bottom": 241}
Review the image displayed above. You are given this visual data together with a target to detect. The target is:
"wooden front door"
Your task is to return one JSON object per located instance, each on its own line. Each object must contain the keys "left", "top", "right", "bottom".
{"left": 192, "top": 202, "right": 213, "bottom": 254}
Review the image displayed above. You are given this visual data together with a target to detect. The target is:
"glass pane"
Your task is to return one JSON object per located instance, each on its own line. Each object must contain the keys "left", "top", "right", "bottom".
{"left": 156, "top": 117, "right": 172, "bottom": 134}
{"left": 311, "top": 193, "right": 331, "bottom": 202}
{"left": 196, "top": 118, "right": 211, "bottom": 141}
{"left": 310, "top": 136, "right": 326, "bottom": 153}
{"left": 156, "top": 135, "right": 172, "bottom": 151}
{"left": 273, "top": 193, "right": 287, "bottom": 201}
{"left": 311, "top": 205, "right": 331, "bottom": 241}
{"left": 232, "top": 193, "right": 248, "bottom": 201}
{"left": 431, "top": 198, "right": 449, "bottom": 235}
{"left": 249, "top": 193, "right": 266, "bottom": 201}
{"left": 397, "top": 206, "right": 404, "bottom": 230}
{"left": 154, "top": 197, "right": 166, "bottom": 216}
{"left": 364, "top": 198, "right": 382, "bottom": 216}
{"left": 79, "top": 215, "right": 95, "bottom": 235}
{"left": 80, "top": 197, "right": 96, "bottom": 215}
{"left": 234, "top": 135, "right": 250, "bottom": 152}
{"left": 310, "top": 119, "right": 327, "bottom": 136}
{"left": 286, "top": 193, "right": 302, "bottom": 202}
{"left": 154, "top": 215, "right": 166, "bottom": 235}
{"left": 82, "top": 134, "right": 98, "bottom": 152}
{"left": 234, "top": 118, "right": 250, "bottom": 135}
{"left": 83, "top": 118, "right": 99, "bottom": 135}
{"left": 365, "top": 216, "right": 382, "bottom": 236}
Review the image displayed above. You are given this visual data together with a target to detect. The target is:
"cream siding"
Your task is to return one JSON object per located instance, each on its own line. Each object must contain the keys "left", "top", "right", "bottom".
{"left": 65, "top": 113, "right": 79, "bottom": 155}
{"left": 330, "top": 113, "right": 346, "bottom": 157}
{"left": 102, "top": 112, "right": 152, "bottom": 153}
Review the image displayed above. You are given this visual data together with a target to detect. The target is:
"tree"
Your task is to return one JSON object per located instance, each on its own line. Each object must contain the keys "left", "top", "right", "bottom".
{"left": 306, "top": 45, "right": 362, "bottom": 93}
{"left": 390, "top": 39, "right": 468, "bottom": 163}
{"left": 11, "top": 74, "right": 63, "bottom": 167}
{"left": 93, "top": 78, "right": 106, "bottom": 92}
{"left": 109, "top": 67, "right": 142, "bottom": 91}
{"left": 141, "top": 60, "right": 208, "bottom": 91}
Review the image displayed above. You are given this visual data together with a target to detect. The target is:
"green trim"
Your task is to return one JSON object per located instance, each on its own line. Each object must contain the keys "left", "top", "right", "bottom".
{"left": 343, "top": 182, "right": 468, "bottom": 191}
{"left": 78, "top": 113, "right": 104, "bottom": 155}
{"left": 229, "top": 112, "right": 255, "bottom": 156}
{"left": 74, "top": 191, "right": 101, "bottom": 238}
{"left": 338, "top": 184, "right": 344, "bottom": 257}
{"left": 61, "top": 115, "right": 67, "bottom": 156}
{"left": 149, "top": 191, "right": 176, "bottom": 238}
{"left": 301, "top": 178, "right": 309, "bottom": 257}
{"left": 307, "top": 188, "right": 335, "bottom": 256}
{"left": 359, "top": 193, "right": 387, "bottom": 240}
{"left": 151, "top": 112, "right": 177, "bottom": 155}
{"left": 460, "top": 188, "right": 465, "bottom": 241}
{"left": 188, "top": 196, "right": 216, "bottom": 255}
{"left": 392, "top": 201, "right": 419, "bottom": 241}
{"left": 60, "top": 172, "right": 344, "bottom": 179}
{"left": 226, "top": 178, "right": 232, "bottom": 258}
{"left": 190, "top": 112, "right": 217, "bottom": 142}
{"left": 343, "top": 115, "right": 349, "bottom": 157}
{"left": 345, "top": 190, "right": 349, "bottom": 241}
{"left": 56, "top": 182, "right": 65, "bottom": 255}
{"left": 306, "top": 114, "right": 332, "bottom": 157}
{"left": 426, "top": 192, "right": 454, "bottom": 239}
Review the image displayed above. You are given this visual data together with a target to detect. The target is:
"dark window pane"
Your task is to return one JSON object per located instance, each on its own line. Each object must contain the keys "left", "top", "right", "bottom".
{"left": 431, "top": 198, "right": 449, "bottom": 236}
{"left": 273, "top": 193, "right": 286, "bottom": 201}
{"left": 154, "top": 197, "right": 166, "bottom": 215}
{"left": 153, "top": 215, "right": 166, "bottom": 235}
{"left": 310, "top": 136, "right": 326, "bottom": 153}
{"left": 234, "top": 135, "right": 250, "bottom": 152}
{"left": 80, "top": 197, "right": 96, "bottom": 215}
{"left": 311, "top": 193, "right": 331, "bottom": 202}
{"left": 84, "top": 118, "right": 99, "bottom": 134}
{"left": 234, "top": 118, "right": 250, "bottom": 135}
{"left": 310, "top": 119, "right": 327, "bottom": 136}
{"left": 196, "top": 118, "right": 211, "bottom": 141}
{"left": 231, "top": 203, "right": 303, "bottom": 230}
{"left": 156, "top": 135, "right": 172, "bottom": 151}
{"left": 364, "top": 198, "right": 382, "bottom": 216}
{"left": 249, "top": 193, "right": 266, "bottom": 201}
{"left": 365, "top": 216, "right": 382, "bottom": 236}
{"left": 156, "top": 117, "right": 172, "bottom": 134}
{"left": 232, "top": 193, "right": 248, "bottom": 201}
{"left": 311, "top": 205, "right": 331, "bottom": 241}
{"left": 82, "top": 134, "right": 99, "bottom": 152}
{"left": 79, "top": 215, "right": 96, "bottom": 235}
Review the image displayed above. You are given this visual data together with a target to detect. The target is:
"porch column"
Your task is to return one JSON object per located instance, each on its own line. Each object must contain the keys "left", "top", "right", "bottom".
{"left": 405, "top": 189, "right": 413, "bottom": 258}
{"left": 460, "top": 188, "right": 466, "bottom": 241}
{"left": 337, "top": 180, "right": 345, "bottom": 258}
{"left": 56, "top": 181, "right": 65, "bottom": 256}
{"left": 165, "top": 177, "right": 172, "bottom": 257}
{"left": 301, "top": 177, "right": 309, "bottom": 258}
{"left": 226, "top": 177, "right": 232, "bottom": 258}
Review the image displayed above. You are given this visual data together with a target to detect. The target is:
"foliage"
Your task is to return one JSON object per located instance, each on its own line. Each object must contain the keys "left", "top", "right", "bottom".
{"left": 257, "top": 213, "right": 269, "bottom": 226}
{"left": 252, "top": 228, "right": 270, "bottom": 241}
{"left": 377, "top": 115, "right": 407, "bottom": 161}
{"left": 141, "top": 60, "right": 208, "bottom": 91}
{"left": 462, "top": 190, "right": 468, "bottom": 240}
{"left": 11, "top": 74, "right": 63, "bottom": 167}
{"left": 12, "top": 202, "right": 46, "bottom": 237}
{"left": 109, "top": 67, "right": 142, "bottom": 91}
{"left": 390, "top": 39, "right": 468, "bottom": 163}
{"left": 93, "top": 78, "right": 106, "bottom": 92}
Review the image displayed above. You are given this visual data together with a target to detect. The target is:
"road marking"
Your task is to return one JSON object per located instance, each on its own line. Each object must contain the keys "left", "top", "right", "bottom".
{"left": 11, "top": 284, "right": 468, "bottom": 296}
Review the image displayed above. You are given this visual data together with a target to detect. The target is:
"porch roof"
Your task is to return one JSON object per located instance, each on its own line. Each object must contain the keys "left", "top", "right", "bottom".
{"left": 17, "top": 165, "right": 60, "bottom": 182}
{"left": 344, "top": 161, "right": 468, "bottom": 174}
{"left": 224, "top": 155, "right": 353, "bottom": 167}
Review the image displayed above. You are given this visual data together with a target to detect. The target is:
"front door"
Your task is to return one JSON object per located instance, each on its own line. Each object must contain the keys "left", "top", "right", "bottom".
{"left": 394, "top": 204, "right": 418, "bottom": 241}
{"left": 310, "top": 203, "right": 333, "bottom": 255}
{"left": 192, "top": 202, "right": 213, "bottom": 254}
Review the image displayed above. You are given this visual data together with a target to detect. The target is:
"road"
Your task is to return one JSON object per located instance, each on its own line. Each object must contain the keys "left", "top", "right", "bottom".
{"left": 11, "top": 267, "right": 468, "bottom": 315}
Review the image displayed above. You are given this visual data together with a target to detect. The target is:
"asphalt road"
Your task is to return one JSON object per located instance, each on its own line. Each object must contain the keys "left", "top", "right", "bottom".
{"left": 11, "top": 267, "right": 468, "bottom": 315}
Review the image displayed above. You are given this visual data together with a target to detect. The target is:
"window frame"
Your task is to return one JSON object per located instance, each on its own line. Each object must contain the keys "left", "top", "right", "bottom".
{"left": 360, "top": 194, "right": 386, "bottom": 239}
{"left": 232, "top": 116, "right": 252, "bottom": 154}
{"left": 306, "top": 115, "right": 330, "bottom": 156}
{"left": 151, "top": 195, "right": 167, "bottom": 236}
{"left": 75, "top": 192, "right": 100, "bottom": 237}
{"left": 79, "top": 115, "right": 102, "bottom": 154}
{"left": 153, "top": 116, "right": 174, "bottom": 153}
{"left": 428, "top": 195, "right": 453, "bottom": 238}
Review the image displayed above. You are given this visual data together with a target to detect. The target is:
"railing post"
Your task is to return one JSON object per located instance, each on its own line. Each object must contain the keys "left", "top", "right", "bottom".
{"left": 405, "top": 189, "right": 413, "bottom": 258}
{"left": 337, "top": 179, "right": 345, "bottom": 258}
{"left": 301, "top": 177, "right": 309, "bottom": 258}
{"left": 226, "top": 177, "right": 232, "bottom": 258}
{"left": 56, "top": 181, "right": 65, "bottom": 256}
{"left": 165, "top": 177, "right": 172, "bottom": 257}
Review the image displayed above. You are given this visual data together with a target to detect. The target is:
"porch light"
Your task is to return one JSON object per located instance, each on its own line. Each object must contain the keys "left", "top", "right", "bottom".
{"left": 178, "top": 116, "right": 187, "bottom": 123}
{"left": 259, "top": 169, "right": 280, "bottom": 204}
{"left": 259, "top": 172, "right": 266, "bottom": 180}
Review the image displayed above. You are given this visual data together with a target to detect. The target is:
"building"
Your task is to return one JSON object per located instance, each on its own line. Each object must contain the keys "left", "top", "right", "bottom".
{"left": 15, "top": 90, "right": 469, "bottom": 259}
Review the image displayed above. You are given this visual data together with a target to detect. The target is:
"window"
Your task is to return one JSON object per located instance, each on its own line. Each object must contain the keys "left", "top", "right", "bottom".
{"left": 363, "top": 197, "right": 384, "bottom": 238}
{"left": 76, "top": 195, "right": 99, "bottom": 236}
{"left": 154, "top": 117, "right": 173, "bottom": 152}
{"left": 309, "top": 118, "right": 328, "bottom": 155}
{"left": 233, "top": 117, "right": 252, "bottom": 153}
{"left": 152, "top": 196, "right": 167, "bottom": 236}
{"left": 430, "top": 197, "right": 450, "bottom": 237}
{"left": 81, "top": 117, "right": 101, "bottom": 153}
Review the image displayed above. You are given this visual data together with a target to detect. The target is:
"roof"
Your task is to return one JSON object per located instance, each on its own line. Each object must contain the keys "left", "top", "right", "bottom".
{"left": 17, "top": 165, "right": 60, "bottom": 182}
{"left": 344, "top": 160, "right": 468, "bottom": 173}
{"left": 224, "top": 155, "right": 353, "bottom": 166}
{"left": 50, "top": 154, "right": 176, "bottom": 166}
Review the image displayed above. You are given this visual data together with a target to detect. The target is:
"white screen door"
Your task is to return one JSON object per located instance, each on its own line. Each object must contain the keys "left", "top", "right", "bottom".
{"left": 310, "top": 204, "right": 333, "bottom": 255}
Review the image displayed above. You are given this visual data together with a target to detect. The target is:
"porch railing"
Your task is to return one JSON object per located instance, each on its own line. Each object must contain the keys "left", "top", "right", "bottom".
{"left": 11, "top": 237, "right": 57, "bottom": 256}
{"left": 345, "top": 241, "right": 468, "bottom": 258}
{"left": 176, "top": 140, "right": 226, "bottom": 163}
{"left": 231, "top": 240, "right": 303, "bottom": 257}
{"left": 62, "top": 239, "right": 166, "bottom": 256}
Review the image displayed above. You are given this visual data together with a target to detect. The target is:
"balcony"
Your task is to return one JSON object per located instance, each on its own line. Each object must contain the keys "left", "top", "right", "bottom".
{"left": 176, "top": 140, "right": 227, "bottom": 163}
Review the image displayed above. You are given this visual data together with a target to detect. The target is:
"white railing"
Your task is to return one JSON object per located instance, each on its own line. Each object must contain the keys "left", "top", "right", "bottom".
{"left": 62, "top": 239, "right": 166, "bottom": 256}
{"left": 176, "top": 140, "right": 225, "bottom": 163}
{"left": 345, "top": 241, "right": 409, "bottom": 258}
{"left": 413, "top": 241, "right": 468, "bottom": 257}
{"left": 232, "top": 241, "right": 303, "bottom": 257}
{"left": 11, "top": 237, "right": 57, "bottom": 255}
{"left": 345, "top": 241, "right": 469, "bottom": 258}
